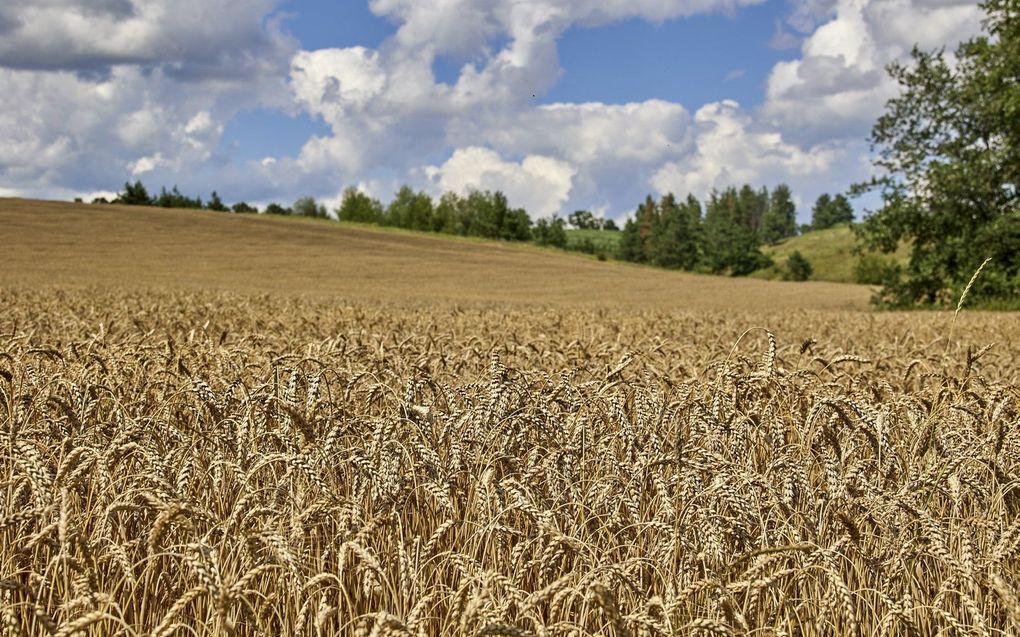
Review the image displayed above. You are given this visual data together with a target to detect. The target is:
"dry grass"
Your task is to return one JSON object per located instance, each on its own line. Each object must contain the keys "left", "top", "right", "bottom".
{"left": 1, "top": 198, "right": 1018, "bottom": 635}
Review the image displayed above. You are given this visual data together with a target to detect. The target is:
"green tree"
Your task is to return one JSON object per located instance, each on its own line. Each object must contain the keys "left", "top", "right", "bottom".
{"left": 386, "top": 185, "right": 434, "bottom": 230}
{"left": 568, "top": 210, "right": 600, "bottom": 230}
{"left": 784, "top": 251, "right": 813, "bottom": 281}
{"left": 336, "top": 187, "right": 383, "bottom": 223}
{"left": 533, "top": 216, "right": 568, "bottom": 248}
{"left": 293, "top": 196, "right": 328, "bottom": 218}
{"left": 265, "top": 202, "right": 291, "bottom": 216}
{"left": 618, "top": 216, "right": 644, "bottom": 262}
{"left": 232, "top": 202, "right": 258, "bottom": 214}
{"left": 602, "top": 218, "right": 619, "bottom": 231}
{"left": 115, "top": 180, "right": 153, "bottom": 206}
{"left": 812, "top": 193, "right": 854, "bottom": 230}
{"left": 207, "top": 191, "right": 229, "bottom": 212}
{"left": 649, "top": 193, "right": 701, "bottom": 270}
{"left": 432, "top": 192, "right": 462, "bottom": 234}
{"left": 618, "top": 196, "right": 658, "bottom": 263}
{"left": 854, "top": 0, "right": 1020, "bottom": 305}
{"left": 702, "top": 188, "right": 771, "bottom": 275}
{"left": 762, "top": 184, "right": 798, "bottom": 244}
{"left": 737, "top": 184, "right": 769, "bottom": 239}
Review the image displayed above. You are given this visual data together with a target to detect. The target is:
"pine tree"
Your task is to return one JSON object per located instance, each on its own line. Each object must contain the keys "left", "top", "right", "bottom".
{"left": 762, "top": 184, "right": 798, "bottom": 244}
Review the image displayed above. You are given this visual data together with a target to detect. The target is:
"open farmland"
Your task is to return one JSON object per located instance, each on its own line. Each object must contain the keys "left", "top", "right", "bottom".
{"left": 1, "top": 199, "right": 1019, "bottom": 635}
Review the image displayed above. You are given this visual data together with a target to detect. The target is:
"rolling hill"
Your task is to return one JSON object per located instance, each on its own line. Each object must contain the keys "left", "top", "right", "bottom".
{"left": 0, "top": 198, "right": 871, "bottom": 310}
{"left": 752, "top": 224, "right": 909, "bottom": 283}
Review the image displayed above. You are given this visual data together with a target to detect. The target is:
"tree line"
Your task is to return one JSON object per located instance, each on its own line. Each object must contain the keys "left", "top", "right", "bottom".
{"left": 100, "top": 180, "right": 614, "bottom": 248}
{"left": 615, "top": 186, "right": 854, "bottom": 279}
{"left": 99, "top": 179, "right": 854, "bottom": 281}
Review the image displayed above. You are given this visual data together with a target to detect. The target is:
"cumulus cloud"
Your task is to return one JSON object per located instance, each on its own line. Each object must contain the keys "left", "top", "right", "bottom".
{"left": 0, "top": 0, "right": 986, "bottom": 223}
{"left": 651, "top": 100, "right": 835, "bottom": 198}
{"left": 424, "top": 147, "right": 576, "bottom": 217}
{"left": 0, "top": 0, "right": 295, "bottom": 199}
{"left": 0, "top": 0, "right": 291, "bottom": 77}
{"left": 762, "top": 0, "right": 983, "bottom": 145}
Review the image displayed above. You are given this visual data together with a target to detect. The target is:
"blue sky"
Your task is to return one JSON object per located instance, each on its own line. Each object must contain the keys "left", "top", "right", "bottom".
{"left": 0, "top": 0, "right": 984, "bottom": 222}
{"left": 224, "top": 1, "right": 794, "bottom": 163}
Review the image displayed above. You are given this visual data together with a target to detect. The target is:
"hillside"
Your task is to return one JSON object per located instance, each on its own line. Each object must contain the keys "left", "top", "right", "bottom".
{"left": 752, "top": 224, "right": 909, "bottom": 283}
{"left": 0, "top": 198, "right": 871, "bottom": 310}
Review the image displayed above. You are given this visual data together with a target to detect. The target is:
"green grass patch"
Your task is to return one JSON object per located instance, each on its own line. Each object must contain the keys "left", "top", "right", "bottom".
{"left": 565, "top": 229, "right": 622, "bottom": 255}
{"left": 752, "top": 224, "right": 910, "bottom": 283}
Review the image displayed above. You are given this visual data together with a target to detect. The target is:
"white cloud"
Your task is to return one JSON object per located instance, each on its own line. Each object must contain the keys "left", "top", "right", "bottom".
{"left": 128, "top": 153, "right": 162, "bottom": 176}
{"left": 0, "top": 0, "right": 987, "bottom": 225}
{"left": 0, "top": 1, "right": 291, "bottom": 77}
{"left": 651, "top": 100, "right": 835, "bottom": 199}
{"left": 762, "top": 0, "right": 982, "bottom": 145}
{"left": 424, "top": 147, "right": 576, "bottom": 217}
{"left": 0, "top": 1, "right": 294, "bottom": 199}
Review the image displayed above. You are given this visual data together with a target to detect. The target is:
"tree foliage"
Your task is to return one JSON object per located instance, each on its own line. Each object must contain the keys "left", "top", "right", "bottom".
{"left": 385, "top": 186, "right": 434, "bottom": 230}
{"left": 293, "top": 196, "right": 328, "bottom": 218}
{"left": 115, "top": 181, "right": 153, "bottom": 206}
{"left": 265, "top": 203, "right": 291, "bottom": 216}
{"left": 337, "top": 188, "right": 384, "bottom": 223}
{"left": 567, "top": 210, "right": 600, "bottom": 230}
{"left": 153, "top": 186, "right": 201, "bottom": 209}
{"left": 207, "top": 191, "right": 228, "bottom": 212}
{"left": 762, "top": 184, "right": 799, "bottom": 244}
{"left": 702, "top": 187, "right": 772, "bottom": 276}
{"left": 811, "top": 193, "right": 854, "bottom": 230}
{"left": 618, "top": 185, "right": 791, "bottom": 274}
{"left": 854, "top": 0, "right": 1020, "bottom": 305}
{"left": 533, "top": 216, "right": 568, "bottom": 248}
{"left": 784, "top": 251, "right": 813, "bottom": 281}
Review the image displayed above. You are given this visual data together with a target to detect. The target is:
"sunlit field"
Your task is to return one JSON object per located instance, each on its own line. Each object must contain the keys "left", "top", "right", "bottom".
{"left": 2, "top": 200, "right": 1018, "bottom": 635}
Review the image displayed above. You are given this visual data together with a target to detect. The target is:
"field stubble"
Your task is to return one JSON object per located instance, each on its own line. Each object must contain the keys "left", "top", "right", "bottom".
{"left": 0, "top": 287, "right": 1018, "bottom": 636}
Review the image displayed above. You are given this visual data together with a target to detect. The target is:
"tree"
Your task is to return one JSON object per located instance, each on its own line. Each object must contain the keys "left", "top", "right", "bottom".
{"left": 649, "top": 193, "right": 701, "bottom": 270}
{"left": 293, "top": 196, "right": 328, "bottom": 218}
{"left": 154, "top": 186, "right": 201, "bottom": 209}
{"left": 232, "top": 202, "right": 258, "bottom": 214}
{"left": 336, "top": 187, "right": 383, "bottom": 223}
{"left": 737, "top": 184, "right": 769, "bottom": 239}
{"left": 386, "top": 185, "right": 433, "bottom": 230}
{"left": 618, "top": 216, "right": 645, "bottom": 262}
{"left": 568, "top": 210, "right": 600, "bottom": 230}
{"left": 265, "top": 202, "right": 291, "bottom": 216}
{"left": 115, "top": 180, "right": 152, "bottom": 206}
{"left": 853, "top": 0, "right": 1020, "bottom": 305}
{"left": 533, "top": 216, "right": 568, "bottom": 248}
{"left": 618, "top": 196, "right": 658, "bottom": 263}
{"left": 702, "top": 188, "right": 771, "bottom": 275}
{"left": 784, "top": 251, "right": 813, "bottom": 281}
{"left": 207, "top": 191, "right": 229, "bottom": 212}
{"left": 762, "top": 184, "right": 798, "bottom": 244}
{"left": 602, "top": 218, "right": 619, "bottom": 231}
{"left": 812, "top": 193, "right": 854, "bottom": 230}
{"left": 432, "top": 192, "right": 462, "bottom": 234}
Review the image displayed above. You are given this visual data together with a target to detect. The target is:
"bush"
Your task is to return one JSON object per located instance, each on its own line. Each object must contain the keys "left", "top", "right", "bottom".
{"left": 232, "top": 202, "right": 258, "bottom": 214}
{"left": 784, "top": 251, "right": 812, "bottom": 281}
{"left": 265, "top": 203, "right": 291, "bottom": 216}
{"left": 293, "top": 196, "right": 328, "bottom": 218}
{"left": 533, "top": 217, "right": 567, "bottom": 248}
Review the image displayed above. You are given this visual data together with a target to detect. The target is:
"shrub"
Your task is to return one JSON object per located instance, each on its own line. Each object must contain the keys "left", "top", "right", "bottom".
{"left": 784, "top": 251, "right": 812, "bottom": 281}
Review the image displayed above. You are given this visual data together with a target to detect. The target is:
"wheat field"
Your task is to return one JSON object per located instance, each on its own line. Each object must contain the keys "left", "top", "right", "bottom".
{"left": 2, "top": 200, "right": 1019, "bottom": 635}
{"left": 1, "top": 283, "right": 1018, "bottom": 636}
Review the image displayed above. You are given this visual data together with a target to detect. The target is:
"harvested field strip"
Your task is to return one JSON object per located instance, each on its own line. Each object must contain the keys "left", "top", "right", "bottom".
{"left": 0, "top": 198, "right": 869, "bottom": 310}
